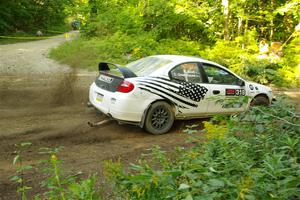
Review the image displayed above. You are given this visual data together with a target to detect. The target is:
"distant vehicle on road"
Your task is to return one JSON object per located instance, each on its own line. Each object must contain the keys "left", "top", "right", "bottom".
{"left": 36, "top": 30, "right": 43, "bottom": 36}
{"left": 71, "top": 20, "right": 80, "bottom": 30}
{"left": 89, "top": 55, "right": 273, "bottom": 134}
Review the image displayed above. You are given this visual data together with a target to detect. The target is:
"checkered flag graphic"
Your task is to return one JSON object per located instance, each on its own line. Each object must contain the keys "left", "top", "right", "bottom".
{"left": 177, "top": 82, "right": 208, "bottom": 102}
{"left": 137, "top": 77, "right": 209, "bottom": 108}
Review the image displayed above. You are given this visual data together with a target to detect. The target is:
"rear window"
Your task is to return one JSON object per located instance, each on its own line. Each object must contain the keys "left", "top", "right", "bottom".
{"left": 125, "top": 57, "right": 172, "bottom": 76}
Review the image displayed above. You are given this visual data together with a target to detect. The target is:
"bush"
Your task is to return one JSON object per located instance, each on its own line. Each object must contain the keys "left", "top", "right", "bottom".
{"left": 243, "top": 59, "right": 284, "bottom": 85}
{"left": 11, "top": 146, "right": 102, "bottom": 200}
{"left": 200, "top": 36, "right": 299, "bottom": 87}
{"left": 50, "top": 30, "right": 299, "bottom": 87}
{"left": 50, "top": 32, "right": 202, "bottom": 70}
{"left": 104, "top": 96, "right": 300, "bottom": 200}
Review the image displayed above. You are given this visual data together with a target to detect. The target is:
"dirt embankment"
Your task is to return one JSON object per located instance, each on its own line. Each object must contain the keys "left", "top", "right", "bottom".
{"left": 0, "top": 33, "right": 195, "bottom": 199}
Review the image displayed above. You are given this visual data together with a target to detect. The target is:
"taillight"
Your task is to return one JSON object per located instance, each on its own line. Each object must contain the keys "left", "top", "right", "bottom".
{"left": 117, "top": 81, "right": 134, "bottom": 93}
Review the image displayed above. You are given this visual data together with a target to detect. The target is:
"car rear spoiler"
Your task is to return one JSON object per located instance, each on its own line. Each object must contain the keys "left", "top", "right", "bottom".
{"left": 98, "top": 62, "right": 137, "bottom": 78}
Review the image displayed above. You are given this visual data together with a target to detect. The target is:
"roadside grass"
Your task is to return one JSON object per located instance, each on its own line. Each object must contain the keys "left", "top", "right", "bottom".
{"left": 0, "top": 38, "right": 37, "bottom": 45}
{"left": 49, "top": 32, "right": 300, "bottom": 87}
{"left": 49, "top": 38, "right": 101, "bottom": 69}
{"left": 0, "top": 34, "right": 56, "bottom": 45}
{"left": 49, "top": 33, "right": 203, "bottom": 70}
{"left": 0, "top": 34, "right": 41, "bottom": 44}
{"left": 0, "top": 26, "right": 71, "bottom": 45}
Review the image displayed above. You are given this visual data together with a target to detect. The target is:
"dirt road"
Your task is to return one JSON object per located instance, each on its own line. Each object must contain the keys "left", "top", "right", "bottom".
{"left": 0, "top": 34, "right": 196, "bottom": 199}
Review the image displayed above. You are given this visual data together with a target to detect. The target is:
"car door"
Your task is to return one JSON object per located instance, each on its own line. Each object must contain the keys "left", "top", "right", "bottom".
{"left": 201, "top": 63, "right": 248, "bottom": 114}
{"left": 169, "top": 62, "right": 211, "bottom": 117}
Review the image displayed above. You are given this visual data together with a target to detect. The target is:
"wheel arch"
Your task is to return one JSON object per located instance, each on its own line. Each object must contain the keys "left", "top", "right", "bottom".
{"left": 251, "top": 93, "right": 270, "bottom": 102}
{"left": 139, "top": 99, "right": 176, "bottom": 128}
{"left": 250, "top": 93, "right": 271, "bottom": 106}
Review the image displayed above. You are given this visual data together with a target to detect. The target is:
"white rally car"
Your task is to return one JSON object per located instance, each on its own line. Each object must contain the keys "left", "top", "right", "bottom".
{"left": 89, "top": 55, "right": 273, "bottom": 134}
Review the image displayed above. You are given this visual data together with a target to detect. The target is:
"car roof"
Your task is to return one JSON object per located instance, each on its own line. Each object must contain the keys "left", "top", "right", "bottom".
{"left": 150, "top": 55, "right": 219, "bottom": 66}
{"left": 146, "top": 55, "right": 243, "bottom": 81}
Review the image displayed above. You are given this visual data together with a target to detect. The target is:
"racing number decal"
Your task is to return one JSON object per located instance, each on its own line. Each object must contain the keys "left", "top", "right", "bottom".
{"left": 226, "top": 89, "right": 246, "bottom": 96}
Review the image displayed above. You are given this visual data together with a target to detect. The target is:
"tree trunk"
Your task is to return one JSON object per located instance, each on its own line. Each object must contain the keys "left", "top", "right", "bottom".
{"left": 270, "top": 0, "right": 274, "bottom": 41}
{"left": 238, "top": 17, "right": 243, "bottom": 37}
{"left": 222, "top": 0, "right": 229, "bottom": 40}
{"left": 244, "top": 19, "right": 248, "bottom": 35}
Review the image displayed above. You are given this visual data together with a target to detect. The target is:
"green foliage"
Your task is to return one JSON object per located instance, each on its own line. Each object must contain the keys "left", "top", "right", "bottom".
{"left": 68, "top": 174, "right": 101, "bottom": 200}
{"left": 11, "top": 97, "right": 300, "bottom": 199}
{"left": 201, "top": 33, "right": 300, "bottom": 87}
{"left": 104, "top": 96, "right": 300, "bottom": 200}
{"left": 201, "top": 30, "right": 258, "bottom": 69}
{"left": 11, "top": 142, "right": 33, "bottom": 200}
{"left": 81, "top": 0, "right": 214, "bottom": 42}
{"left": 79, "top": 0, "right": 298, "bottom": 43}
{"left": 37, "top": 149, "right": 102, "bottom": 200}
{"left": 243, "top": 59, "right": 284, "bottom": 85}
{"left": 11, "top": 146, "right": 102, "bottom": 200}
{"left": 51, "top": 30, "right": 300, "bottom": 87}
{"left": 50, "top": 32, "right": 202, "bottom": 69}
{"left": 202, "top": 39, "right": 247, "bottom": 70}
{"left": 284, "top": 36, "right": 300, "bottom": 68}
{"left": 1, "top": 0, "right": 299, "bottom": 45}
{"left": 0, "top": 0, "right": 71, "bottom": 35}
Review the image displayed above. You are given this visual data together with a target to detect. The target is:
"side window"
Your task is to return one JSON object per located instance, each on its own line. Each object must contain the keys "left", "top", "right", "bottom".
{"left": 170, "top": 63, "right": 203, "bottom": 83}
{"left": 202, "top": 64, "right": 239, "bottom": 85}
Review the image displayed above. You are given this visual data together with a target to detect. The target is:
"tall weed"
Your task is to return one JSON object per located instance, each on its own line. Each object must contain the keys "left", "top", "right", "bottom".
{"left": 11, "top": 146, "right": 102, "bottom": 200}
{"left": 104, "top": 96, "right": 300, "bottom": 200}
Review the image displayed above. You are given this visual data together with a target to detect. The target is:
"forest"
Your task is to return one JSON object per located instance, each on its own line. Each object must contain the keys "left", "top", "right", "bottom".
{"left": 1, "top": 1, "right": 300, "bottom": 200}
{"left": 1, "top": 0, "right": 299, "bottom": 87}
{"left": 0, "top": 0, "right": 70, "bottom": 34}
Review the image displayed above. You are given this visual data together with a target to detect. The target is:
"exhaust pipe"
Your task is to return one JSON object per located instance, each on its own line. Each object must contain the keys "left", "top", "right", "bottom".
{"left": 87, "top": 119, "right": 112, "bottom": 127}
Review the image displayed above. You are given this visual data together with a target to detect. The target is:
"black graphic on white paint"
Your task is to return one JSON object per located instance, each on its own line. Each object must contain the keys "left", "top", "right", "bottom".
{"left": 137, "top": 77, "right": 208, "bottom": 108}
{"left": 177, "top": 81, "right": 208, "bottom": 102}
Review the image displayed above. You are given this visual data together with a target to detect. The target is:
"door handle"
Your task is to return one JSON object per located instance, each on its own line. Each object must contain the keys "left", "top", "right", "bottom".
{"left": 213, "top": 90, "right": 220, "bottom": 95}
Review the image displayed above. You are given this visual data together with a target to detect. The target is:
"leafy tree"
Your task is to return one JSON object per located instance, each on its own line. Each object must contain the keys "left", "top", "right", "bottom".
{"left": 0, "top": 0, "right": 72, "bottom": 35}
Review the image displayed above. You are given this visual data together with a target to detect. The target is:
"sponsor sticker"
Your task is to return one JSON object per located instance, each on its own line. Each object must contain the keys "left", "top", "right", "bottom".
{"left": 98, "top": 75, "right": 113, "bottom": 83}
{"left": 96, "top": 93, "right": 103, "bottom": 102}
{"left": 226, "top": 89, "right": 246, "bottom": 96}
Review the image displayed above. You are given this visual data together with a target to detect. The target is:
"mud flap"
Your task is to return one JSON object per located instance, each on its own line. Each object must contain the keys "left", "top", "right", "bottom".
{"left": 139, "top": 104, "right": 153, "bottom": 128}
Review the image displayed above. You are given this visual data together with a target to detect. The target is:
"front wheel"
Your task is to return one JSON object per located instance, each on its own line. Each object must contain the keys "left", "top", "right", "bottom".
{"left": 144, "top": 101, "right": 174, "bottom": 135}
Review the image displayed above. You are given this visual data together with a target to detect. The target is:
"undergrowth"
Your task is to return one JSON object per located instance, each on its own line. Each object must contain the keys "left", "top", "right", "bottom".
{"left": 103, "top": 96, "right": 300, "bottom": 200}
{"left": 11, "top": 146, "right": 101, "bottom": 200}
{"left": 11, "top": 96, "right": 300, "bottom": 199}
{"left": 49, "top": 31, "right": 300, "bottom": 87}
{"left": 49, "top": 32, "right": 202, "bottom": 70}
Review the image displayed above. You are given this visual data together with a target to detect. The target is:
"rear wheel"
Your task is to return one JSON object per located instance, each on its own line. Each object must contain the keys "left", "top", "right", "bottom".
{"left": 144, "top": 101, "right": 174, "bottom": 135}
{"left": 250, "top": 95, "right": 270, "bottom": 107}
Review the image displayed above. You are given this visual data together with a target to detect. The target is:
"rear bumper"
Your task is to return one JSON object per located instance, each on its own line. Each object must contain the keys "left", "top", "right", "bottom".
{"left": 88, "top": 101, "right": 141, "bottom": 126}
{"left": 89, "top": 82, "right": 149, "bottom": 123}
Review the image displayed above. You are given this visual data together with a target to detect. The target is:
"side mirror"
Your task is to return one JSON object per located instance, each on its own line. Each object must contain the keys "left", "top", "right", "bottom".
{"left": 237, "top": 79, "right": 245, "bottom": 87}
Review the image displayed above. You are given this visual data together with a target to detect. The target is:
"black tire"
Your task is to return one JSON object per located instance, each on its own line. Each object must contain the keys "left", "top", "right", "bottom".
{"left": 250, "top": 95, "right": 270, "bottom": 107}
{"left": 144, "top": 101, "right": 174, "bottom": 135}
